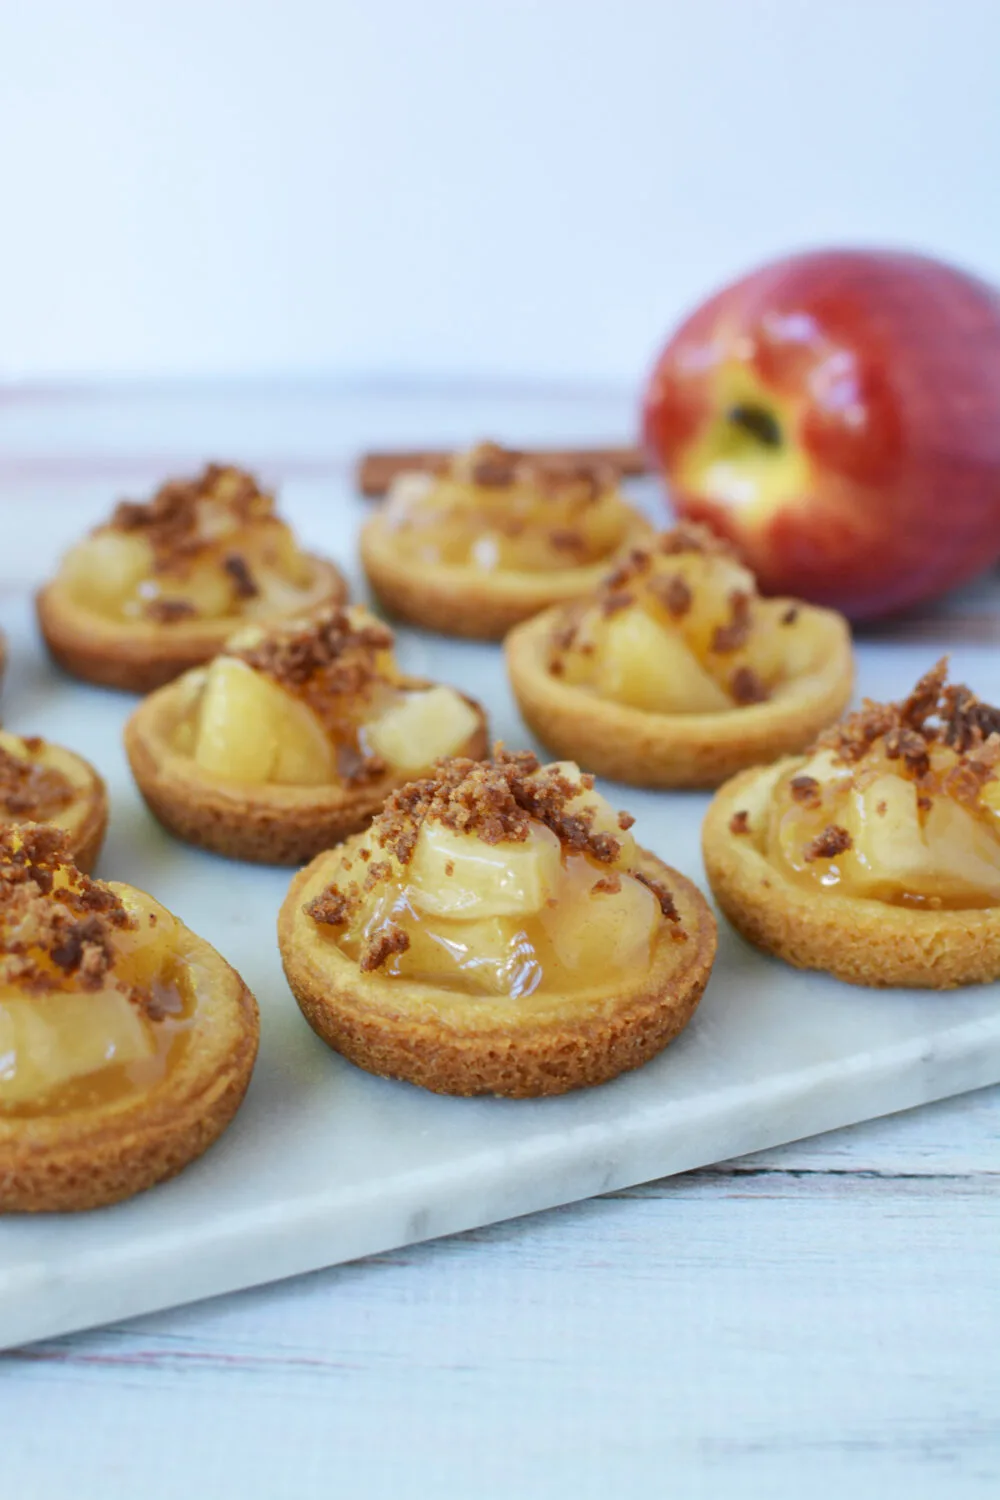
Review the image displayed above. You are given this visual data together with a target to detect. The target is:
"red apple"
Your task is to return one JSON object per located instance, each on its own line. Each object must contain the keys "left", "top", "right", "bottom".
{"left": 642, "top": 249, "right": 1000, "bottom": 619}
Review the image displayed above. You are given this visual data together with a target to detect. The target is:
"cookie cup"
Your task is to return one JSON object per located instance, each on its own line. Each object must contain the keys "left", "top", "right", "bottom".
{"left": 360, "top": 512, "right": 653, "bottom": 640}
{"left": 0, "top": 908, "right": 259, "bottom": 1212}
{"left": 125, "top": 676, "right": 489, "bottom": 865}
{"left": 279, "top": 842, "right": 717, "bottom": 1097}
{"left": 506, "top": 601, "right": 853, "bottom": 788}
{"left": 37, "top": 554, "right": 348, "bottom": 693}
{"left": 703, "top": 760, "right": 1000, "bottom": 989}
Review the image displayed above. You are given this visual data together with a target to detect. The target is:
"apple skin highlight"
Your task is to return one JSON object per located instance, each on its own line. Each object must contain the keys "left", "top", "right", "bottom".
{"left": 643, "top": 249, "right": 1000, "bottom": 620}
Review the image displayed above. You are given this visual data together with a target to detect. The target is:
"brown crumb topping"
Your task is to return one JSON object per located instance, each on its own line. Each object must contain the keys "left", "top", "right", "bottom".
{"left": 234, "top": 607, "right": 394, "bottom": 781}
{"left": 591, "top": 871, "right": 622, "bottom": 895}
{"left": 729, "top": 809, "right": 751, "bottom": 836}
{"left": 0, "top": 826, "right": 133, "bottom": 995}
{"left": 223, "top": 553, "right": 259, "bottom": 599}
{"left": 145, "top": 598, "right": 198, "bottom": 625}
{"left": 0, "top": 742, "right": 75, "bottom": 819}
{"left": 789, "top": 774, "right": 821, "bottom": 809}
{"left": 110, "top": 463, "right": 272, "bottom": 573}
{"left": 816, "top": 659, "right": 1000, "bottom": 799}
{"left": 711, "top": 591, "right": 752, "bottom": 654}
{"left": 781, "top": 606, "right": 799, "bottom": 626}
{"left": 803, "top": 825, "right": 853, "bottom": 862}
{"left": 730, "top": 666, "right": 769, "bottom": 705}
{"left": 658, "top": 522, "right": 736, "bottom": 559}
{"left": 358, "top": 923, "right": 410, "bottom": 974}
{"left": 648, "top": 573, "right": 693, "bottom": 619}
{"left": 634, "top": 870, "right": 685, "bottom": 935}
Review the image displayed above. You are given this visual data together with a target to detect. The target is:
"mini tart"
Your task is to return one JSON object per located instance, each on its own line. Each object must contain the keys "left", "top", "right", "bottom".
{"left": 279, "top": 750, "right": 717, "bottom": 1097}
{"left": 0, "top": 826, "right": 259, "bottom": 1211}
{"left": 0, "top": 730, "right": 108, "bottom": 871}
{"left": 506, "top": 523, "right": 854, "bottom": 787}
{"left": 703, "top": 661, "right": 1000, "bottom": 989}
{"left": 125, "top": 607, "right": 489, "bottom": 865}
{"left": 361, "top": 440, "right": 653, "bottom": 640}
{"left": 37, "top": 462, "right": 348, "bottom": 692}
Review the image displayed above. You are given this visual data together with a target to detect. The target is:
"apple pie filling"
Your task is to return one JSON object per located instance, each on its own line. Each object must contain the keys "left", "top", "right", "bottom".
{"left": 0, "top": 827, "right": 193, "bottom": 1117}
{"left": 548, "top": 524, "right": 824, "bottom": 714}
{"left": 382, "top": 442, "right": 637, "bottom": 574}
{"left": 305, "top": 751, "right": 685, "bottom": 999}
{"left": 737, "top": 661, "right": 1000, "bottom": 909}
{"left": 168, "top": 607, "right": 481, "bottom": 788}
{"left": 0, "top": 734, "right": 76, "bottom": 826}
{"left": 56, "top": 464, "right": 324, "bottom": 625}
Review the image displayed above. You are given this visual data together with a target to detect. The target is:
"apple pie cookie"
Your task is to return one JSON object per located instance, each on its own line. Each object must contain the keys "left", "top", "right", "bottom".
{"left": 279, "top": 749, "right": 717, "bottom": 1096}
{"left": 0, "top": 730, "right": 108, "bottom": 871}
{"left": 37, "top": 463, "right": 348, "bottom": 692}
{"left": 125, "top": 606, "right": 488, "bottom": 865}
{"left": 703, "top": 661, "right": 1000, "bottom": 988}
{"left": 505, "top": 523, "right": 853, "bottom": 787}
{"left": 360, "top": 441, "right": 653, "bottom": 639}
{"left": 0, "top": 826, "right": 259, "bottom": 1211}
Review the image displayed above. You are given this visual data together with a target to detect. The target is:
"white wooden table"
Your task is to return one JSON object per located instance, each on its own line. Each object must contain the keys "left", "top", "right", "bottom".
{"left": 1, "top": 383, "right": 998, "bottom": 1498}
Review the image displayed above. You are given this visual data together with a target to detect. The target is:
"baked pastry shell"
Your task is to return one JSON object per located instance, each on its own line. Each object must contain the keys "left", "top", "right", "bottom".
{"left": 703, "top": 759, "right": 1000, "bottom": 989}
{"left": 505, "top": 601, "right": 854, "bottom": 788}
{"left": 36, "top": 553, "right": 349, "bottom": 693}
{"left": 125, "top": 675, "right": 489, "bottom": 866}
{"left": 0, "top": 896, "right": 259, "bottom": 1212}
{"left": 360, "top": 510, "right": 654, "bottom": 640}
{"left": 279, "top": 840, "right": 717, "bottom": 1097}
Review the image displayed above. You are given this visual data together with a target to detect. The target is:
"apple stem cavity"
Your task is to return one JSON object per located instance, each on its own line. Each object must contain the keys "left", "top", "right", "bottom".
{"left": 727, "top": 404, "right": 782, "bottom": 448}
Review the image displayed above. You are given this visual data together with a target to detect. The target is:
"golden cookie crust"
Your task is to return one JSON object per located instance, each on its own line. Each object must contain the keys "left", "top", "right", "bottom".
{"left": 360, "top": 510, "right": 654, "bottom": 640}
{"left": 505, "top": 600, "right": 854, "bottom": 788}
{"left": 125, "top": 675, "right": 489, "bottom": 866}
{"left": 0, "top": 899, "right": 259, "bottom": 1212}
{"left": 279, "top": 842, "right": 717, "bottom": 1097}
{"left": 36, "top": 554, "right": 349, "bottom": 693}
{"left": 703, "top": 760, "right": 1000, "bottom": 989}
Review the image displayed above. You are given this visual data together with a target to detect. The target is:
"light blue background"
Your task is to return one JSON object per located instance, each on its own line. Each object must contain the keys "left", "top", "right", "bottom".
{"left": 2, "top": 0, "right": 998, "bottom": 382}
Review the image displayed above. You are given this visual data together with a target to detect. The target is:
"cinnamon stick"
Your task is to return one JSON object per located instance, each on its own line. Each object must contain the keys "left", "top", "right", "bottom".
{"left": 355, "top": 444, "right": 649, "bottom": 497}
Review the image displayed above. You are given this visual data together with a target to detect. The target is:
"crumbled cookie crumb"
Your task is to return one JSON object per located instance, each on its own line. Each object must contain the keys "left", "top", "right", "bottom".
{"left": 111, "top": 463, "right": 271, "bottom": 573}
{"left": 0, "top": 742, "right": 74, "bottom": 819}
{"left": 145, "top": 598, "right": 198, "bottom": 625}
{"left": 634, "top": 870, "right": 685, "bottom": 934}
{"left": 223, "top": 552, "right": 259, "bottom": 599}
{"left": 359, "top": 923, "right": 410, "bottom": 973}
{"left": 730, "top": 666, "right": 769, "bottom": 705}
{"left": 729, "top": 810, "right": 751, "bottom": 835}
{"left": 591, "top": 872, "right": 622, "bottom": 895}
{"left": 0, "top": 826, "right": 134, "bottom": 995}
{"left": 781, "top": 606, "right": 799, "bottom": 625}
{"left": 789, "top": 774, "right": 821, "bottom": 808}
{"left": 711, "top": 590, "right": 753, "bottom": 654}
{"left": 803, "top": 825, "right": 853, "bottom": 862}
{"left": 648, "top": 573, "right": 693, "bottom": 619}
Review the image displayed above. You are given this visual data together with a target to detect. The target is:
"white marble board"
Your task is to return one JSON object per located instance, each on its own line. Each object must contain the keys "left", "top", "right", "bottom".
{"left": 2, "top": 475, "right": 1000, "bottom": 1352}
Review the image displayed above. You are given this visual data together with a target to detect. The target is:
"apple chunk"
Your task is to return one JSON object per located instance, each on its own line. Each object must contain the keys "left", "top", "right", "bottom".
{"left": 405, "top": 821, "right": 563, "bottom": 919}
{"left": 593, "top": 606, "right": 731, "bottom": 713}
{"left": 364, "top": 686, "right": 479, "bottom": 773}
{"left": 0, "top": 990, "right": 155, "bottom": 1105}
{"left": 192, "top": 657, "right": 336, "bottom": 785}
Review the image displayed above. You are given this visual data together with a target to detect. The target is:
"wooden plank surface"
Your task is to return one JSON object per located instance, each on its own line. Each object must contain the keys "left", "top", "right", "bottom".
{"left": 0, "top": 381, "right": 998, "bottom": 1498}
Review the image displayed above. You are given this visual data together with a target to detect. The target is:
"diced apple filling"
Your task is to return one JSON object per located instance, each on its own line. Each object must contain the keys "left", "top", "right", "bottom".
{"left": 554, "top": 541, "right": 822, "bottom": 712}
{"left": 765, "top": 750, "right": 1000, "bottom": 908}
{"left": 0, "top": 889, "right": 185, "bottom": 1112}
{"left": 184, "top": 656, "right": 477, "bottom": 788}
{"left": 335, "top": 779, "right": 661, "bottom": 998}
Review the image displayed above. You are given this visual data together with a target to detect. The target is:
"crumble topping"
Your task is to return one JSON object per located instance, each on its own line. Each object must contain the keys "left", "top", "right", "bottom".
{"left": 815, "top": 659, "right": 1000, "bottom": 798}
{"left": 633, "top": 870, "right": 682, "bottom": 926}
{"left": 145, "top": 598, "right": 198, "bottom": 624}
{"left": 649, "top": 573, "right": 693, "bottom": 619}
{"left": 110, "top": 463, "right": 272, "bottom": 573}
{"left": 233, "top": 607, "right": 394, "bottom": 781}
{"left": 803, "top": 825, "right": 853, "bottom": 862}
{"left": 729, "top": 809, "right": 751, "bottom": 836}
{"left": 710, "top": 591, "right": 752, "bottom": 654}
{"left": 789, "top": 775, "right": 822, "bottom": 809}
{"left": 223, "top": 553, "right": 259, "bottom": 599}
{"left": 730, "top": 666, "right": 769, "bottom": 705}
{"left": 0, "top": 742, "right": 75, "bottom": 819}
{"left": 0, "top": 826, "right": 133, "bottom": 995}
